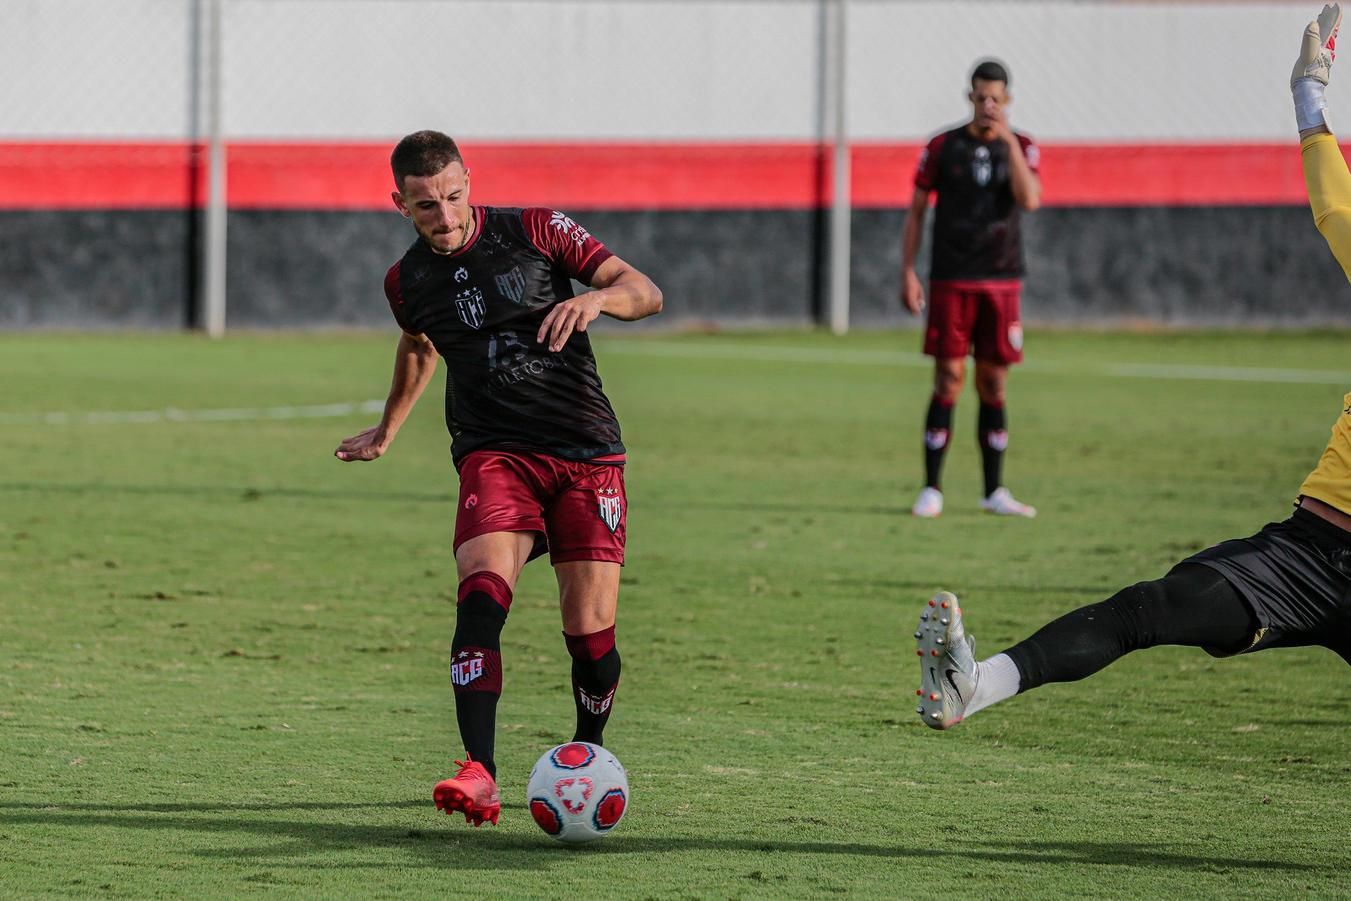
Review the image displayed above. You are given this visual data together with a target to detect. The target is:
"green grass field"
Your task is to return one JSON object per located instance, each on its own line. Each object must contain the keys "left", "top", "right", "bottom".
{"left": 1, "top": 328, "right": 1348, "bottom": 898}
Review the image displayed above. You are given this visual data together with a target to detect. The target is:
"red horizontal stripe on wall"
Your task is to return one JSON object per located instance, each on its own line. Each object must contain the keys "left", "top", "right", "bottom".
{"left": 0, "top": 140, "right": 1327, "bottom": 210}
{"left": 0, "top": 142, "right": 207, "bottom": 210}
{"left": 227, "top": 142, "right": 830, "bottom": 210}
{"left": 851, "top": 142, "right": 1313, "bottom": 207}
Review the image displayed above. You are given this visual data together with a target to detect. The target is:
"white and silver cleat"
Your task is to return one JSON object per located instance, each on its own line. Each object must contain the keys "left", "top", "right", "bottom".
{"left": 914, "top": 591, "right": 977, "bottom": 730}
{"left": 911, "top": 486, "right": 944, "bottom": 518}
{"left": 979, "top": 487, "right": 1036, "bottom": 518}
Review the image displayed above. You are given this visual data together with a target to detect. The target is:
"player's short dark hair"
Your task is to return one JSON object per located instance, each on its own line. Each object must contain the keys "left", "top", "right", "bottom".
{"left": 391, "top": 130, "right": 464, "bottom": 187}
{"left": 971, "top": 59, "right": 1009, "bottom": 88}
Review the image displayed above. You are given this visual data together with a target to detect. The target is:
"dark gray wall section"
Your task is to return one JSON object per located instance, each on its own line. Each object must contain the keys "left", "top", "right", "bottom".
{"left": 0, "top": 211, "right": 192, "bottom": 328}
{"left": 850, "top": 207, "right": 1351, "bottom": 327}
{"left": 223, "top": 209, "right": 825, "bottom": 329}
{"left": 3, "top": 206, "right": 1347, "bottom": 329}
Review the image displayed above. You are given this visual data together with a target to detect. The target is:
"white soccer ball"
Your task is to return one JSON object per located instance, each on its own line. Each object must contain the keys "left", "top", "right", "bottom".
{"left": 526, "top": 742, "right": 629, "bottom": 843}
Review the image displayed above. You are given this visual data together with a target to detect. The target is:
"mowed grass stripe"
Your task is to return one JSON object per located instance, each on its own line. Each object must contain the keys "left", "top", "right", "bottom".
{"left": 0, "top": 330, "right": 1347, "bottom": 897}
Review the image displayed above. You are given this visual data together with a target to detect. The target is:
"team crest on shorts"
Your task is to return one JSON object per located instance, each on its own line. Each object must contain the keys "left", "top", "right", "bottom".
{"left": 596, "top": 488, "right": 623, "bottom": 533}
{"left": 455, "top": 286, "right": 486, "bottom": 329}
{"left": 1008, "top": 322, "right": 1024, "bottom": 351}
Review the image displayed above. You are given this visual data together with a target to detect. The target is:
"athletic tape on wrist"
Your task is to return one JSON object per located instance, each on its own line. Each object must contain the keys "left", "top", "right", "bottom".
{"left": 1294, "top": 77, "right": 1329, "bottom": 131}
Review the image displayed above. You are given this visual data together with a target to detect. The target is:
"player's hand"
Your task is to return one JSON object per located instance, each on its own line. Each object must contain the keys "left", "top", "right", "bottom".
{"left": 536, "top": 293, "right": 604, "bottom": 352}
{"left": 986, "top": 104, "right": 1015, "bottom": 144}
{"left": 901, "top": 269, "right": 926, "bottom": 315}
{"left": 1294, "top": 3, "right": 1342, "bottom": 86}
{"left": 334, "top": 426, "right": 389, "bottom": 462}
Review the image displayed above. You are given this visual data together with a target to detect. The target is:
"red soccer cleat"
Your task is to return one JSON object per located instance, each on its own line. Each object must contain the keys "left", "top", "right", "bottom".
{"left": 433, "top": 758, "right": 501, "bottom": 827}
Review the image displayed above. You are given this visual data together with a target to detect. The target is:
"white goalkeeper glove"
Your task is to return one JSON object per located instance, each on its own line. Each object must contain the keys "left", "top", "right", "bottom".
{"left": 1293, "top": 3, "right": 1343, "bottom": 131}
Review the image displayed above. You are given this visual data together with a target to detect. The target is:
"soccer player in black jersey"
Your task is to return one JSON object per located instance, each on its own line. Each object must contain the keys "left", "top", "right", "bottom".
{"left": 901, "top": 59, "right": 1041, "bottom": 519}
{"left": 335, "top": 131, "right": 662, "bottom": 826}
{"left": 914, "top": 6, "right": 1351, "bottom": 733}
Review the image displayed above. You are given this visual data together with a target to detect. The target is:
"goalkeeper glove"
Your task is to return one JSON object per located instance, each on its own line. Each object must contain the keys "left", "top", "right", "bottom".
{"left": 1293, "top": 4, "right": 1343, "bottom": 130}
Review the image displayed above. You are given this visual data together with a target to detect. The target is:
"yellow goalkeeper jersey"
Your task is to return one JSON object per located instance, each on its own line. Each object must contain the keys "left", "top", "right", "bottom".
{"left": 1298, "top": 393, "right": 1351, "bottom": 515}
{"left": 1302, "top": 133, "right": 1351, "bottom": 282}
{"left": 1297, "top": 137, "right": 1351, "bottom": 513}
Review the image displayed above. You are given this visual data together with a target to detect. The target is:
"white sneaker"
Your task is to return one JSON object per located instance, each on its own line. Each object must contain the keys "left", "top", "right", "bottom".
{"left": 980, "top": 487, "right": 1036, "bottom": 518}
{"left": 911, "top": 486, "right": 943, "bottom": 518}
{"left": 914, "top": 591, "right": 977, "bottom": 730}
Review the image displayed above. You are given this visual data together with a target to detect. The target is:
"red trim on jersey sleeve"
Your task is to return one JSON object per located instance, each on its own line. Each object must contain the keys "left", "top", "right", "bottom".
{"left": 913, "top": 133, "right": 947, "bottom": 192}
{"left": 1017, "top": 133, "right": 1041, "bottom": 175}
{"left": 384, "top": 260, "right": 412, "bottom": 331}
{"left": 521, "top": 207, "right": 614, "bottom": 283}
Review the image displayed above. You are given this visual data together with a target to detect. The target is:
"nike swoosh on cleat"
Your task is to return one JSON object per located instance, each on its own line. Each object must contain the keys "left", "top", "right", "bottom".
{"left": 943, "top": 669, "right": 966, "bottom": 704}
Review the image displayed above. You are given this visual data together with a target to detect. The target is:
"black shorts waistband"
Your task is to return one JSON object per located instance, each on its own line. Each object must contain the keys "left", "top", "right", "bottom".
{"left": 1290, "top": 506, "right": 1351, "bottom": 553}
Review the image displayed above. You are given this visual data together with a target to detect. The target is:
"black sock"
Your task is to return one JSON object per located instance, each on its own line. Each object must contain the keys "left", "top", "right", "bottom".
{"left": 978, "top": 402, "right": 1007, "bottom": 498}
{"left": 564, "top": 626, "right": 621, "bottom": 745}
{"left": 451, "top": 572, "right": 512, "bottom": 778}
{"left": 923, "top": 395, "right": 955, "bottom": 489}
{"left": 1002, "top": 564, "right": 1259, "bottom": 692}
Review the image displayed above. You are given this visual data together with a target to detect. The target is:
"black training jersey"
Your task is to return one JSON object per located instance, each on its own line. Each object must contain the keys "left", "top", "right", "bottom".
{"left": 914, "top": 125, "right": 1040, "bottom": 281}
{"left": 384, "top": 206, "right": 623, "bottom": 466}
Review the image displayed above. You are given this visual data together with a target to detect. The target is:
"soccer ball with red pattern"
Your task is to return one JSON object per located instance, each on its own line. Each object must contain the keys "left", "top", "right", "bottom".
{"left": 526, "top": 742, "right": 629, "bottom": 843}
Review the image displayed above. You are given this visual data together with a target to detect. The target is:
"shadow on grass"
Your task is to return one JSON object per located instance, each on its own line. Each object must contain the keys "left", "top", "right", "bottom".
{"left": 0, "top": 800, "right": 1319, "bottom": 873}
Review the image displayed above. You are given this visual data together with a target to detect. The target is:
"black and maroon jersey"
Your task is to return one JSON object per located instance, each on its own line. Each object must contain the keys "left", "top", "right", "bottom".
{"left": 385, "top": 206, "right": 623, "bottom": 466}
{"left": 914, "top": 126, "right": 1040, "bottom": 281}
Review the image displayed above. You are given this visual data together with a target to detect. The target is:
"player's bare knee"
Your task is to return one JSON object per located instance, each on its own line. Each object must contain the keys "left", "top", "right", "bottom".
{"left": 933, "top": 364, "right": 965, "bottom": 402}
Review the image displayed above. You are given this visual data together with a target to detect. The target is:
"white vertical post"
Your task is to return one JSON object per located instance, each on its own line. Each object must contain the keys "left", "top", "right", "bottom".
{"left": 202, "top": 0, "right": 227, "bottom": 338}
{"left": 827, "top": 0, "right": 851, "bottom": 336}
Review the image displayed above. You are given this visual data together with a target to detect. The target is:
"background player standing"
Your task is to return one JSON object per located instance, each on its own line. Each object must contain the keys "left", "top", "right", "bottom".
{"left": 901, "top": 59, "right": 1042, "bottom": 519}
{"left": 335, "top": 131, "right": 662, "bottom": 826}
{"left": 914, "top": 5, "right": 1351, "bottom": 732}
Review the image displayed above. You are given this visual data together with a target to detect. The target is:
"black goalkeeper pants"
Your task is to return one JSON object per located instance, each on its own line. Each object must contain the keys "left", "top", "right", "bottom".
{"left": 1002, "top": 563, "right": 1262, "bottom": 691}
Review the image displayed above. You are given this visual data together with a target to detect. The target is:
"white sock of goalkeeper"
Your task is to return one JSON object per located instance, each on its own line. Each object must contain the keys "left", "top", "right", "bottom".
{"left": 969, "top": 653, "right": 1022, "bottom": 715}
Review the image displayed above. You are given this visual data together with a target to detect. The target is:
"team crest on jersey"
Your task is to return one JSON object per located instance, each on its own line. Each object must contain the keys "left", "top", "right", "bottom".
{"left": 455, "top": 286, "right": 487, "bottom": 329}
{"left": 596, "top": 488, "right": 623, "bottom": 533}
{"left": 972, "top": 146, "right": 992, "bottom": 186}
{"left": 495, "top": 266, "right": 528, "bottom": 305}
{"left": 549, "top": 210, "right": 591, "bottom": 245}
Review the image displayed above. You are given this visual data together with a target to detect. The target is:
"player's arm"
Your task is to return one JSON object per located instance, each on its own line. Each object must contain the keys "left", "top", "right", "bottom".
{"left": 1301, "top": 134, "right": 1351, "bottom": 281}
{"left": 537, "top": 255, "right": 663, "bottom": 353}
{"left": 1294, "top": 4, "right": 1351, "bottom": 280}
{"left": 1004, "top": 137, "right": 1041, "bottom": 212}
{"left": 990, "top": 110, "right": 1041, "bottom": 212}
{"left": 900, "top": 187, "right": 930, "bottom": 314}
{"left": 334, "top": 330, "right": 440, "bottom": 462}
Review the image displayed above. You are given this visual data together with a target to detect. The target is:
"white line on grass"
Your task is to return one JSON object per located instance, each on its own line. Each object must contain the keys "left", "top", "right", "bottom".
{"left": 0, "top": 400, "right": 385, "bottom": 426}
{"left": 3, "top": 341, "right": 1346, "bottom": 426}
{"left": 599, "top": 340, "right": 1351, "bottom": 386}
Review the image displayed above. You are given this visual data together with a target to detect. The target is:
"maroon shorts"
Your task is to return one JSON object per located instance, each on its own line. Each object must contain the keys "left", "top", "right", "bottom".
{"left": 454, "top": 450, "right": 626, "bottom": 565}
{"left": 923, "top": 279, "right": 1024, "bottom": 364}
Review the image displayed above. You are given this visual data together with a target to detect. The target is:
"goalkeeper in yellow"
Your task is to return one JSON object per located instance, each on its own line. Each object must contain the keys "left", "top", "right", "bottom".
{"left": 912, "top": 4, "right": 1351, "bottom": 730}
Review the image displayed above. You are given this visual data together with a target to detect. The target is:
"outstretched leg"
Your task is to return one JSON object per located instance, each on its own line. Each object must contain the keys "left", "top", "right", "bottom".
{"left": 915, "top": 565, "right": 1259, "bottom": 729}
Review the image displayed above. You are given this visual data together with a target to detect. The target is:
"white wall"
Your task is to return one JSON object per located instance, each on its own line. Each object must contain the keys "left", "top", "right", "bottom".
{"left": 0, "top": 0, "right": 194, "bottom": 138}
{"left": 2, "top": 0, "right": 1343, "bottom": 142}
{"left": 848, "top": 2, "right": 1323, "bottom": 140}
